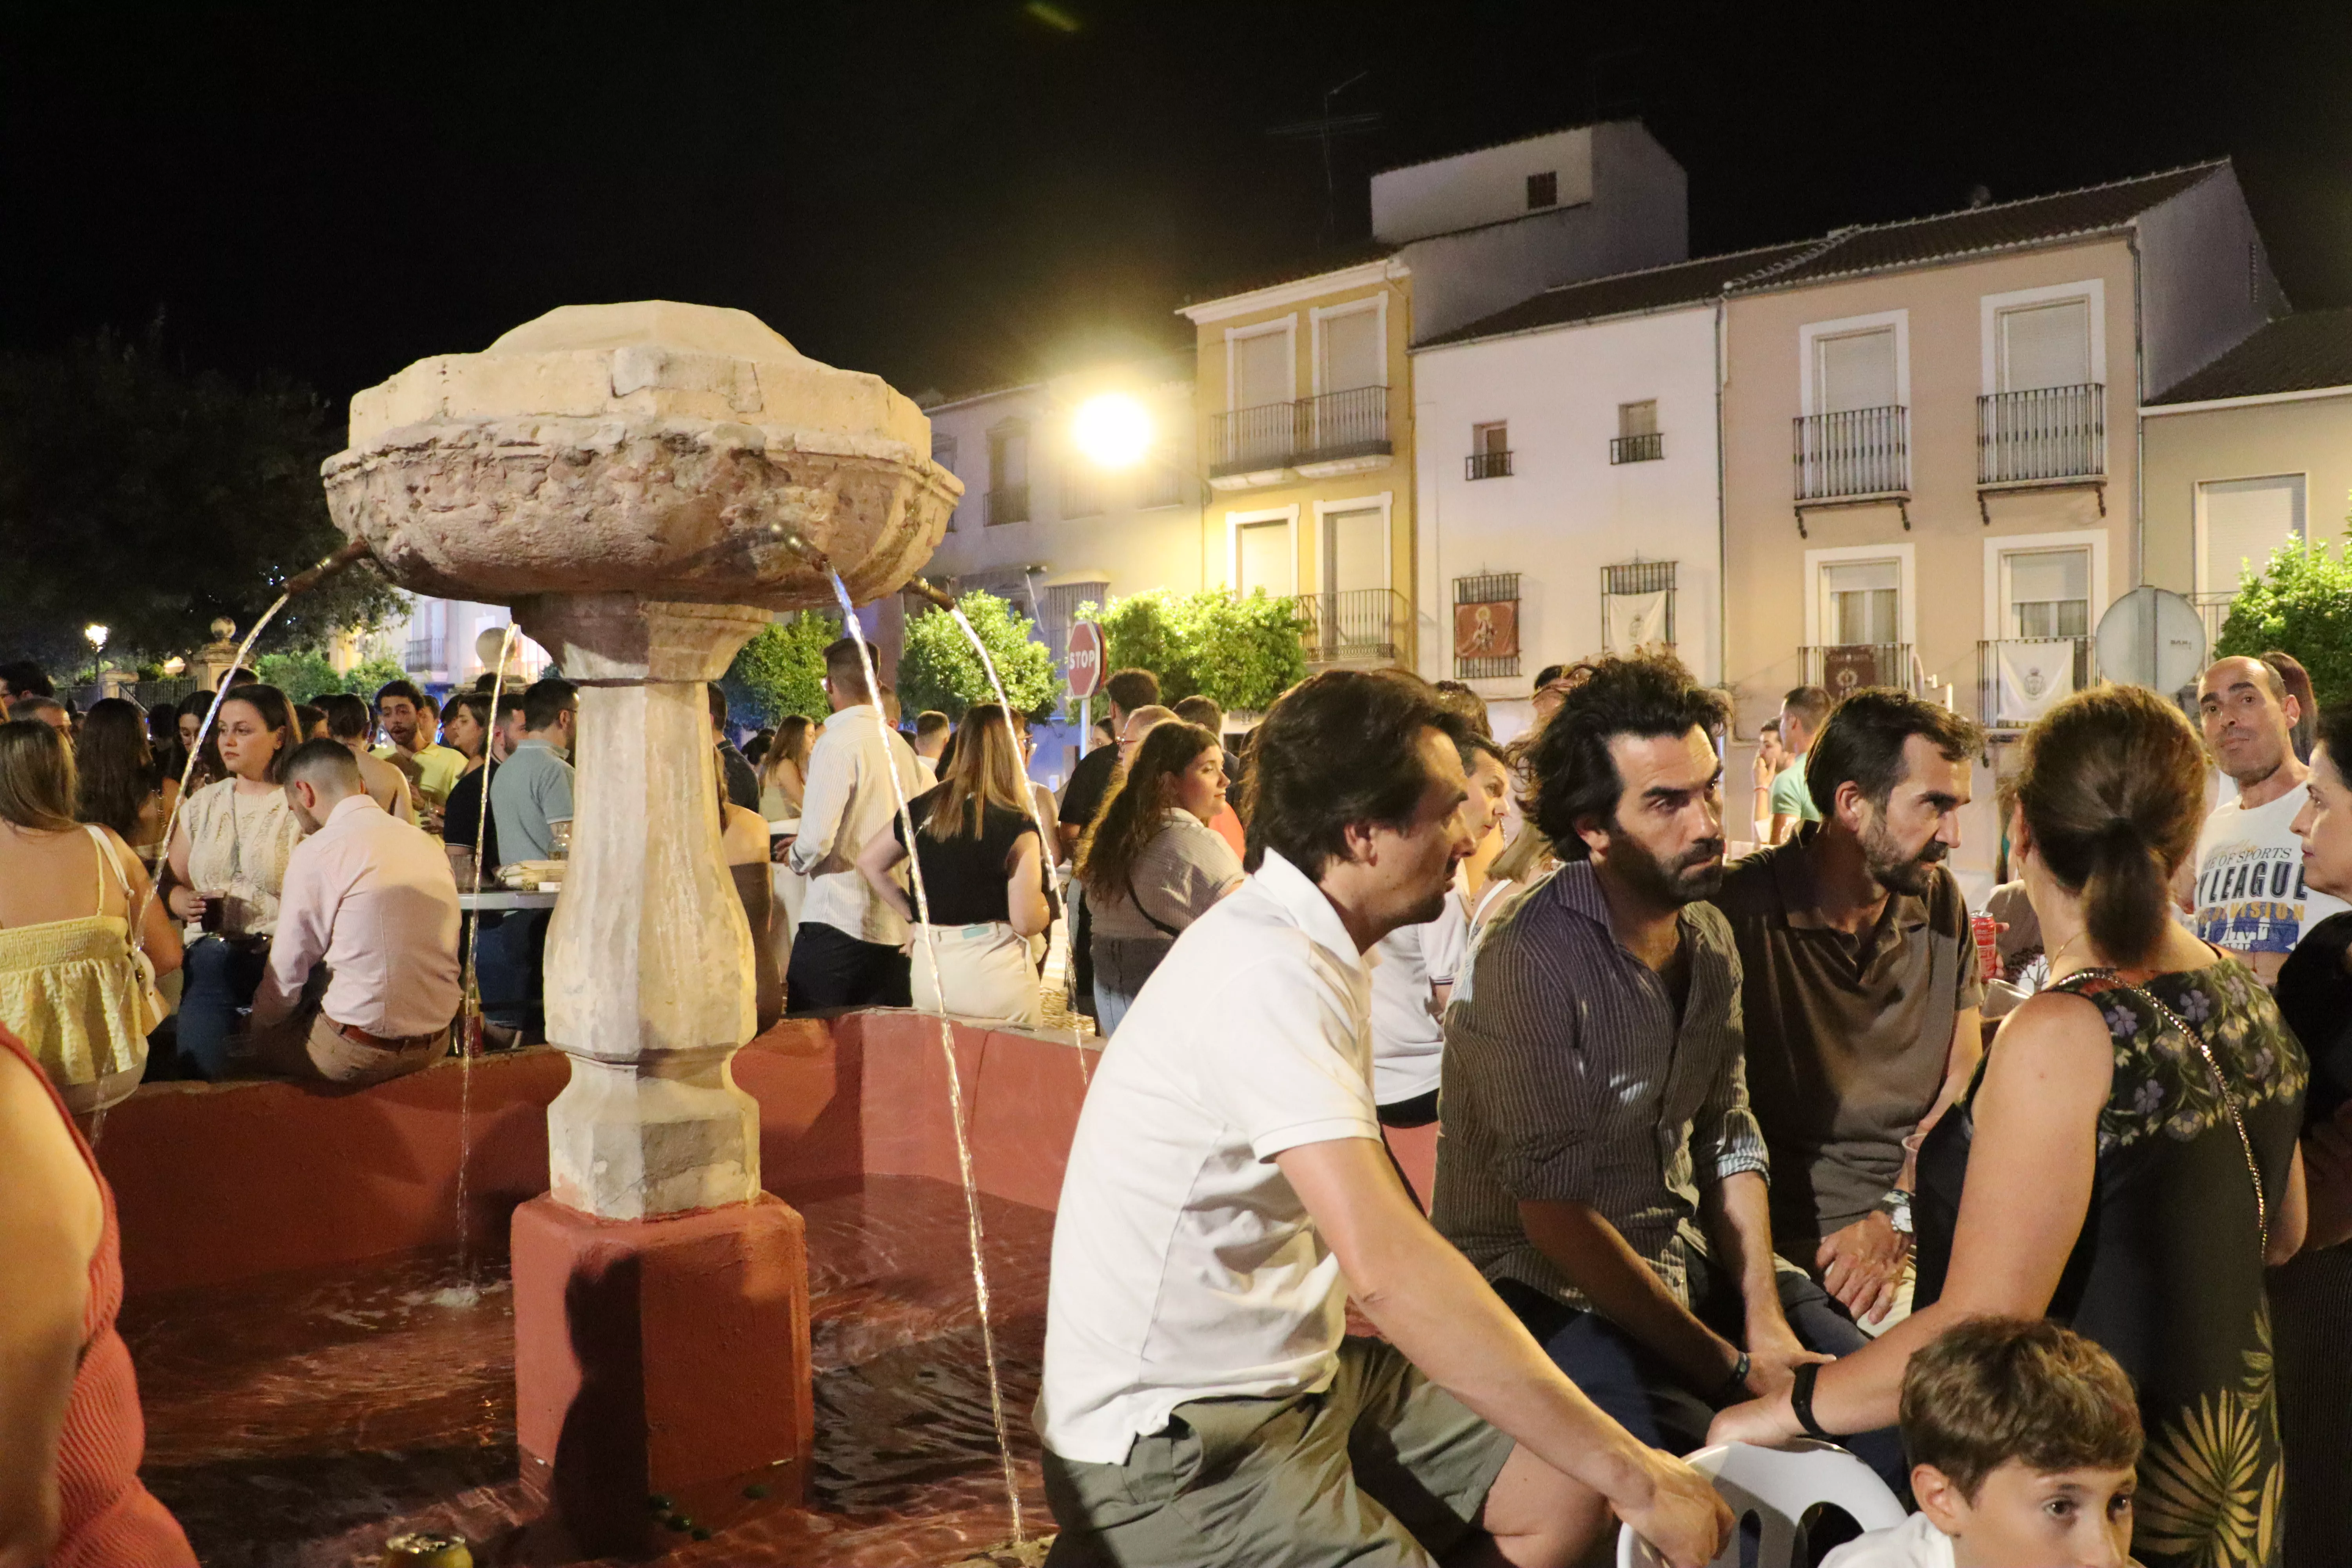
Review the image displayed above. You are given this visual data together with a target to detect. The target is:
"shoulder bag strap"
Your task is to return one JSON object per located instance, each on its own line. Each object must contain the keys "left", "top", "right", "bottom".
{"left": 2065, "top": 968, "right": 2269, "bottom": 1256}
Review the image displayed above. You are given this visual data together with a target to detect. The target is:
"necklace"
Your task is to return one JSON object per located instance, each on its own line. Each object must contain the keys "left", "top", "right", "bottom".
{"left": 2048, "top": 928, "right": 2097, "bottom": 977}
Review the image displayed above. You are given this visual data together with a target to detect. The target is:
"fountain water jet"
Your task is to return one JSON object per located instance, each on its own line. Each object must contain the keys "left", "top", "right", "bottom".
{"left": 323, "top": 301, "right": 957, "bottom": 1553}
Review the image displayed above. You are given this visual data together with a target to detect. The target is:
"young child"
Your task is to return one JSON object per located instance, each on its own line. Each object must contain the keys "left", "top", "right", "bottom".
{"left": 1826, "top": 1316, "right": 2142, "bottom": 1568}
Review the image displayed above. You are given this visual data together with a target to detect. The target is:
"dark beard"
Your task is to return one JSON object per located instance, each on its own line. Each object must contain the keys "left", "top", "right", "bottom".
{"left": 1606, "top": 827, "right": 1725, "bottom": 907}
{"left": 1862, "top": 816, "right": 1947, "bottom": 896}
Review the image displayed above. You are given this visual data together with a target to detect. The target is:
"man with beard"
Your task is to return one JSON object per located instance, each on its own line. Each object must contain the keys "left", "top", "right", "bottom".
{"left": 1715, "top": 688, "right": 1984, "bottom": 1343}
{"left": 1433, "top": 654, "right": 1904, "bottom": 1485}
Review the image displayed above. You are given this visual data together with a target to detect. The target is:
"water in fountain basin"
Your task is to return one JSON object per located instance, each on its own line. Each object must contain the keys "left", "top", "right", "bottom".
{"left": 944, "top": 608, "right": 1091, "bottom": 1086}
{"left": 828, "top": 575, "right": 1027, "bottom": 1546}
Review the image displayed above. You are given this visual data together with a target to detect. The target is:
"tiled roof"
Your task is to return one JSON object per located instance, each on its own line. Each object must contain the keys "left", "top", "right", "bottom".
{"left": 1419, "top": 241, "right": 1825, "bottom": 347}
{"left": 1181, "top": 240, "right": 1400, "bottom": 311}
{"left": 1757, "top": 162, "right": 2225, "bottom": 288}
{"left": 2148, "top": 308, "right": 2352, "bottom": 404}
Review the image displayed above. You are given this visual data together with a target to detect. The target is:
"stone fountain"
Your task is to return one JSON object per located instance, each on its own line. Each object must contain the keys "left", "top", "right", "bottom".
{"left": 323, "top": 301, "right": 957, "bottom": 1548}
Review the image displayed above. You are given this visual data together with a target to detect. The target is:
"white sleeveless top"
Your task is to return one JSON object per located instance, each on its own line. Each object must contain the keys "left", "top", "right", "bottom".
{"left": 181, "top": 779, "right": 303, "bottom": 936}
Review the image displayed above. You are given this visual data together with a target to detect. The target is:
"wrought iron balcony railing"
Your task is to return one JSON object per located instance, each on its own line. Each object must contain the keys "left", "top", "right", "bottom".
{"left": 1209, "top": 386, "right": 1390, "bottom": 476}
{"left": 1978, "top": 384, "right": 2104, "bottom": 484}
{"left": 1793, "top": 406, "right": 1908, "bottom": 500}
{"left": 1297, "top": 586, "right": 1409, "bottom": 666}
{"left": 1466, "top": 449, "right": 1513, "bottom": 480}
{"left": 1610, "top": 431, "right": 1664, "bottom": 465}
{"left": 1977, "top": 637, "right": 2095, "bottom": 730}
{"left": 984, "top": 483, "right": 1030, "bottom": 526}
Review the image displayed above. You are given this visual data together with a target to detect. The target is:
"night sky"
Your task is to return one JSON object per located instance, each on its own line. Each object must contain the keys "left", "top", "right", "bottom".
{"left": 8, "top": 1, "right": 2351, "bottom": 408}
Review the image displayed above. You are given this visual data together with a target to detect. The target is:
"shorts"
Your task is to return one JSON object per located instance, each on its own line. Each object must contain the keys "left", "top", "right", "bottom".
{"left": 1042, "top": 1337, "right": 1516, "bottom": 1567}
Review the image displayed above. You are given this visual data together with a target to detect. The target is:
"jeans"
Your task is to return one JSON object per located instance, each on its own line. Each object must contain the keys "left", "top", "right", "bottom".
{"left": 1089, "top": 933, "right": 1174, "bottom": 1037}
{"left": 1497, "top": 1250, "right": 1909, "bottom": 1494}
{"left": 177, "top": 935, "right": 270, "bottom": 1080}
{"left": 784, "top": 920, "right": 912, "bottom": 1014}
{"left": 475, "top": 909, "right": 549, "bottom": 1033}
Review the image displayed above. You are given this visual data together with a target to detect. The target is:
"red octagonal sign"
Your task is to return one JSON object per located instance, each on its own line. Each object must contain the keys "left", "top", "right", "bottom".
{"left": 1067, "top": 621, "right": 1105, "bottom": 699}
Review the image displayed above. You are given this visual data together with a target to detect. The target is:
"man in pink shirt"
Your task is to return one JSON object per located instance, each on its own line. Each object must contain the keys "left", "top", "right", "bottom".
{"left": 251, "top": 739, "right": 463, "bottom": 1085}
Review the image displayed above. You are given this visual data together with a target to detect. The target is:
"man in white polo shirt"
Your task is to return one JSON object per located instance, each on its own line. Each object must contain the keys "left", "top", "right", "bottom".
{"left": 1037, "top": 670, "right": 1729, "bottom": 1568}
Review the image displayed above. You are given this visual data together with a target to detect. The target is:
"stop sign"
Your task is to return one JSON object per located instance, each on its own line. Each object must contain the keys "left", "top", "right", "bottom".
{"left": 1068, "top": 621, "right": 1105, "bottom": 698}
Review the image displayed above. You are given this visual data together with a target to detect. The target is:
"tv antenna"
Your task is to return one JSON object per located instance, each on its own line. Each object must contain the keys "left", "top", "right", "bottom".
{"left": 1267, "top": 72, "right": 1383, "bottom": 245}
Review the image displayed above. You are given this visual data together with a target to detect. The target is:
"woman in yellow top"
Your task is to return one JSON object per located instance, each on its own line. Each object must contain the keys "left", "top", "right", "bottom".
{"left": 0, "top": 719, "right": 183, "bottom": 1116}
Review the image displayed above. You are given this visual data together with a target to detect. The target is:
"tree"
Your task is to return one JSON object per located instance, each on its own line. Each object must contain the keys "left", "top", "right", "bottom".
{"left": 721, "top": 614, "right": 833, "bottom": 726}
{"left": 255, "top": 650, "right": 346, "bottom": 703}
{"left": 0, "top": 328, "right": 402, "bottom": 670}
{"left": 2214, "top": 536, "right": 2352, "bottom": 708}
{"left": 1084, "top": 587, "right": 1308, "bottom": 714}
{"left": 897, "top": 590, "right": 1061, "bottom": 720}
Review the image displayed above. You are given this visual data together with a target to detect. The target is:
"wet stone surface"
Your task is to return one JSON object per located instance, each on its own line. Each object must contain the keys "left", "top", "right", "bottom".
{"left": 124, "top": 1176, "right": 1056, "bottom": 1567}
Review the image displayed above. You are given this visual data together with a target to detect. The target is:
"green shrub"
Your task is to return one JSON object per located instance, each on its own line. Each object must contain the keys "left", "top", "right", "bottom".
{"left": 2214, "top": 536, "right": 2352, "bottom": 708}
{"left": 898, "top": 590, "right": 1061, "bottom": 720}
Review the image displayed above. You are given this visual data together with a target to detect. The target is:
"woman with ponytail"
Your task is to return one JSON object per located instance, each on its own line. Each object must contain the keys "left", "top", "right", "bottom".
{"left": 1712, "top": 686, "right": 2309, "bottom": 1568}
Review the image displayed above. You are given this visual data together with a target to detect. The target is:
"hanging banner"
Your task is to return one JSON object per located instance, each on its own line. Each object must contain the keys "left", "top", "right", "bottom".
{"left": 1454, "top": 599, "right": 1519, "bottom": 661}
{"left": 1995, "top": 639, "right": 2077, "bottom": 726}
{"left": 1604, "top": 590, "right": 1670, "bottom": 653}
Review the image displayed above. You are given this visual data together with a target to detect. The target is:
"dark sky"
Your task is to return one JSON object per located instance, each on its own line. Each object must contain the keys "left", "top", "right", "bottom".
{"left": 8, "top": 1, "right": 2351, "bottom": 409}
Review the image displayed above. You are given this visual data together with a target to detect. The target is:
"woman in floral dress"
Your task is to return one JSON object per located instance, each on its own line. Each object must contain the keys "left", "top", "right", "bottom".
{"left": 1712, "top": 684, "right": 2307, "bottom": 1568}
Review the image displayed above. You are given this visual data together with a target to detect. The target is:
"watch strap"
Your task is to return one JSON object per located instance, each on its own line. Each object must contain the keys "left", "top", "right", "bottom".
{"left": 1714, "top": 1350, "right": 1751, "bottom": 1403}
{"left": 1790, "top": 1361, "right": 1832, "bottom": 1438}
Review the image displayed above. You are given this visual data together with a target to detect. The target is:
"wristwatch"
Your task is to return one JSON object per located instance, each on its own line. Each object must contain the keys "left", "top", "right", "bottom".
{"left": 1790, "top": 1362, "right": 1833, "bottom": 1439}
{"left": 1715, "top": 1350, "right": 1751, "bottom": 1403}
{"left": 1878, "top": 1187, "right": 1913, "bottom": 1236}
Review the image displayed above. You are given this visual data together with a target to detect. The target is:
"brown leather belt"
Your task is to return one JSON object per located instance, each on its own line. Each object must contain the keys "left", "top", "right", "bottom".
{"left": 330, "top": 1019, "right": 447, "bottom": 1053}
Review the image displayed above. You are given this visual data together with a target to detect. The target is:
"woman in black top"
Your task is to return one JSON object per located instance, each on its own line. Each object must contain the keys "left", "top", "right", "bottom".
{"left": 855, "top": 704, "right": 1050, "bottom": 1026}
{"left": 2276, "top": 701, "right": 2352, "bottom": 1567}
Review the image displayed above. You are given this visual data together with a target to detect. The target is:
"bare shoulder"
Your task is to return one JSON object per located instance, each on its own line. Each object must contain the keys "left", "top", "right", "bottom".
{"left": 0, "top": 1047, "right": 102, "bottom": 1254}
{"left": 1984, "top": 985, "right": 2118, "bottom": 1086}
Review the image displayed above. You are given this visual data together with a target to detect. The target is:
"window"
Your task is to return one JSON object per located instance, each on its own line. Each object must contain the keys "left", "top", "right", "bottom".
{"left": 985, "top": 423, "right": 1029, "bottom": 525}
{"left": 1996, "top": 298, "right": 2092, "bottom": 392}
{"left": 1236, "top": 519, "right": 1294, "bottom": 596}
{"left": 1468, "top": 421, "right": 1512, "bottom": 479}
{"left": 1319, "top": 307, "right": 1381, "bottom": 394}
{"left": 2001, "top": 548, "right": 2091, "bottom": 639}
{"left": 1042, "top": 580, "right": 1107, "bottom": 669}
{"left": 1821, "top": 558, "right": 1900, "bottom": 645}
{"left": 1611, "top": 401, "right": 1662, "bottom": 464}
{"left": 1232, "top": 325, "right": 1292, "bottom": 411}
{"left": 1526, "top": 171, "right": 1558, "bottom": 210}
{"left": 2198, "top": 475, "right": 2307, "bottom": 597}
{"left": 1815, "top": 328, "right": 1898, "bottom": 413}
{"left": 1323, "top": 507, "right": 1387, "bottom": 596}
{"left": 1061, "top": 463, "right": 1103, "bottom": 519}
{"left": 1602, "top": 560, "right": 1676, "bottom": 652}
{"left": 1139, "top": 463, "right": 1184, "bottom": 510}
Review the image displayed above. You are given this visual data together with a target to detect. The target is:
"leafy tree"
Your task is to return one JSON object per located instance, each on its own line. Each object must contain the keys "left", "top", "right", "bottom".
{"left": 721, "top": 614, "right": 833, "bottom": 726}
{"left": 2215, "top": 536, "right": 2352, "bottom": 708}
{"left": 255, "top": 650, "right": 347, "bottom": 702}
{"left": 897, "top": 590, "right": 1060, "bottom": 720}
{"left": 0, "top": 328, "right": 401, "bottom": 670}
{"left": 343, "top": 657, "right": 412, "bottom": 700}
{"left": 1083, "top": 587, "right": 1307, "bottom": 714}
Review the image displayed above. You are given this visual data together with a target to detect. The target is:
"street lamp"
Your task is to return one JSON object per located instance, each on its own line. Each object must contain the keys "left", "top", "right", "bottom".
{"left": 84, "top": 623, "right": 108, "bottom": 686}
{"left": 1071, "top": 392, "right": 1153, "bottom": 470}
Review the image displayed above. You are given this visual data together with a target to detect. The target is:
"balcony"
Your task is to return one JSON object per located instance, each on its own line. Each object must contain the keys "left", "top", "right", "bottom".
{"left": 1610, "top": 431, "right": 1664, "bottom": 465}
{"left": 1978, "top": 637, "right": 2094, "bottom": 731}
{"left": 1793, "top": 406, "right": 1909, "bottom": 502}
{"left": 1978, "top": 384, "right": 2104, "bottom": 485}
{"left": 1209, "top": 386, "right": 1391, "bottom": 483}
{"left": 984, "top": 483, "right": 1030, "bottom": 526}
{"left": 1802, "top": 642, "right": 1916, "bottom": 698}
{"left": 1466, "top": 449, "right": 1513, "bottom": 481}
{"left": 1299, "top": 587, "right": 1409, "bottom": 666}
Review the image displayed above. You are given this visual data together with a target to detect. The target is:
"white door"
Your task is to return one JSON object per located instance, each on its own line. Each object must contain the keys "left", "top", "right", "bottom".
{"left": 1320, "top": 309, "right": 1381, "bottom": 393}
{"left": 1236, "top": 519, "right": 1294, "bottom": 597}
{"left": 1815, "top": 328, "right": 1898, "bottom": 412}
{"left": 1324, "top": 507, "right": 1386, "bottom": 597}
{"left": 1998, "top": 298, "right": 2092, "bottom": 391}
{"left": 2198, "top": 475, "right": 2307, "bottom": 596}
{"left": 1233, "top": 328, "right": 1291, "bottom": 411}
{"left": 1820, "top": 558, "right": 1900, "bottom": 645}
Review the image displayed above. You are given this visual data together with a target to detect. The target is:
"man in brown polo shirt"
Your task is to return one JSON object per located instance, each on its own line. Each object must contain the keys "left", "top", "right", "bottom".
{"left": 1714, "top": 689, "right": 1984, "bottom": 1336}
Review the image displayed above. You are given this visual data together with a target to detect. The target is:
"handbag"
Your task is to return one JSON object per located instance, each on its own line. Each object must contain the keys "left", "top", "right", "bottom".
{"left": 91, "top": 826, "right": 171, "bottom": 1034}
{"left": 2070, "top": 969, "right": 2270, "bottom": 1256}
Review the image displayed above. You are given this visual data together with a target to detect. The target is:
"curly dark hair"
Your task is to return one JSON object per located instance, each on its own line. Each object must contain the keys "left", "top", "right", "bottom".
{"left": 1522, "top": 653, "right": 1728, "bottom": 860}
{"left": 1078, "top": 720, "right": 1220, "bottom": 899}
{"left": 1805, "top": 686, "right": 1983, "bottom": 821}
{"left": 1241, "top": 669, "right": 1450, "bottom": 876}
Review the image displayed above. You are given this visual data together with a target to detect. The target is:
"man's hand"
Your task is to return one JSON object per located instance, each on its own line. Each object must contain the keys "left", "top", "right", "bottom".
{"left": 1814, "top": 1212, "right": 1909, "bottom": 1325}
{"left": 2306, "top": 1103, "right": 2352, "bottom": 1252}
{"left": 1740, "top": 1317, "right": 1831, "bottom": 1400}
{"left": 1706, "top": 1386, "right": 1801, "bottom": 1450}
{"left": 1613, "top": 1449, "right": 1737, "bottom": 1568}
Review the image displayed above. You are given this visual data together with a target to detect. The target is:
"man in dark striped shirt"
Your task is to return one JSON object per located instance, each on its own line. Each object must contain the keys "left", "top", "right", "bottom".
{"left": 1434, "top": 654, "right": 1903, "bottom": 1483}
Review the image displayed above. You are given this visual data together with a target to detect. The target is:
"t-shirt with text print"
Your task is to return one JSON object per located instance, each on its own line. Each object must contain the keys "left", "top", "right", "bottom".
{"left": 2192, "top": 780, "right": 2349, "bottom": 957}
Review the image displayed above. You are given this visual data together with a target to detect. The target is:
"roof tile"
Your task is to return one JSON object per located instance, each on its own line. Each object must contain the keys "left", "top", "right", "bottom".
{"left": 2149, "top": 308, "right": 2352, "bottom": 404}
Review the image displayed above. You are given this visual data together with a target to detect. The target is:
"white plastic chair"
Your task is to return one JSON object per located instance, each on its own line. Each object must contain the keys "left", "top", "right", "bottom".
{"left": 1617, "top": 1441, "right": 1907, "bottom": 1568}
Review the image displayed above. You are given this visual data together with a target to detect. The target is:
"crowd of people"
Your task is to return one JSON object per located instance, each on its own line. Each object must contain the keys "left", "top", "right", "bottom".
{"left": 9, "top": 623, "right": 2352, "bottom": 1566}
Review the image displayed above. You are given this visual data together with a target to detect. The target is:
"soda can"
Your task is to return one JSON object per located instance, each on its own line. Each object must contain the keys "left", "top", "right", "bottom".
{"left": 1970, "top": 911, "right": 2000, "bottom": 983}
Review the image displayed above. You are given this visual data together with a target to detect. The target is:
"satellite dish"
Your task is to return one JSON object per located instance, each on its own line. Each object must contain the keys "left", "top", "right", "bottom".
{"left": 2094, "top": 585, "right": 2208, "bottom": 693}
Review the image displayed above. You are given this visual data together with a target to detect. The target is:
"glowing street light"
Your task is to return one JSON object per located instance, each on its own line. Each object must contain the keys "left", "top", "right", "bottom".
{"left": 85, "top": 623, "right": 109, "bottom": 652}
{"left": 1071, "top": 392, "right": 1152, "bottom": 470}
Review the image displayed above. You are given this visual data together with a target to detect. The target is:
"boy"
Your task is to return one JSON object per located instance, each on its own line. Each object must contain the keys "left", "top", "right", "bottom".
{"left": 1827, "top": 1316, "right": 2140, "bottom": 1568}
